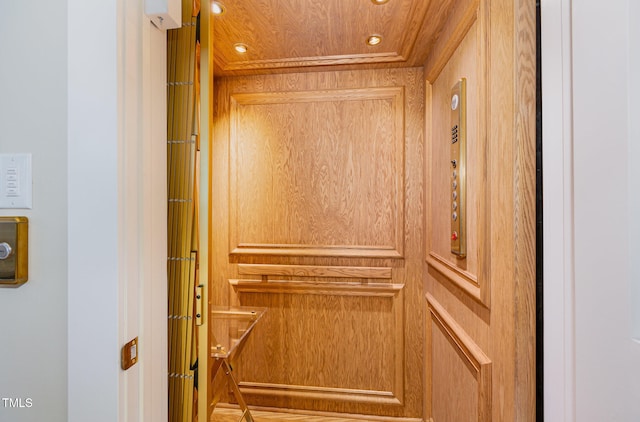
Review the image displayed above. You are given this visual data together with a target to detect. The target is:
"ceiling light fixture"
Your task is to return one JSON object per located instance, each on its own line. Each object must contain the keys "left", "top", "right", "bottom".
{"left": 234, "top": 43, "right": 248, "bottom": 53}
{"left": 371, "top": 0, "right": 390, "bottom": 4}
{"left": 211, "top": 1, "right": 225, "bottom": 15}
{"left": 367, "top": 35, "right": 382, "bottom": 46}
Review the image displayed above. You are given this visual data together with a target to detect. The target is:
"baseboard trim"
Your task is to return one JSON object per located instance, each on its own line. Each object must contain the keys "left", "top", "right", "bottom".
{"left": 215, "top": 403, "right": 424, "bottom": 422}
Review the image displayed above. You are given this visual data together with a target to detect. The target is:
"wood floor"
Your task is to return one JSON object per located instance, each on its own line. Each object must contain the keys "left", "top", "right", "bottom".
{"left": 211, "top": 407, "right": 386, "bottom": 422}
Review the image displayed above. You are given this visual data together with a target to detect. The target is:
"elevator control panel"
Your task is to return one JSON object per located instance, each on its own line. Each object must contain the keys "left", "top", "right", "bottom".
{"left": 450, "top": 79, "right": 466, "bottom": 258}
{"left": 0, "top": 217, "right": 29, "bottom": 286}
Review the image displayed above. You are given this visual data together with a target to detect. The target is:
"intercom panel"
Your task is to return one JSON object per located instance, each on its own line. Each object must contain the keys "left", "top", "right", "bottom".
{"left": 450, "top": 79, "right": 466, "bottom": 258}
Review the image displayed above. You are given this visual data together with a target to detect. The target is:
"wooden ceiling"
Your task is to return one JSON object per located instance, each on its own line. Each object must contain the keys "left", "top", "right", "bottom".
{"left": 211, "top": 0, "right": 461, "bottom": 76}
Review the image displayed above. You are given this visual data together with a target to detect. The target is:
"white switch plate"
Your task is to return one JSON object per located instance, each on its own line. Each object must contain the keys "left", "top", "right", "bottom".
{"left": 0, "top": 154, "right": 32, "bottom": 209}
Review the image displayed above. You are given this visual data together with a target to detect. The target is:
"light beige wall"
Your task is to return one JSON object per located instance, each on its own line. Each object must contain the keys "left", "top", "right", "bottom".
{"left": 542, "top": 0, "right": 640, "bottom": 420}
{"left": 68, "top": 1, "right": 168, "bottom": 421}
{"left": 571, "top": 0, "right": 640, "bottom": 420}
{"left": 0, "top": 1, "right": 68, "bottom": 421}
{"left": 0, "top": 1, "right": 167, "bottom": 421}
{"left": 117, "top": 2, "right": 169, "bottom": 421}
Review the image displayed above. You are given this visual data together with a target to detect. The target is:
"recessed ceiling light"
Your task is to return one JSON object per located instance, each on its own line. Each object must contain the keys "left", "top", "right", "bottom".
{"left": 371, "top": 0, "right": 390, "bottom": 4}
{"left": 367, "top": 35, "right": 382, "bottom": 46}
{"left": 234, "top": 43, "right": 248, "bottom": 53}
{"left": 211, "top": 1, "right": 225, "bottom": 15}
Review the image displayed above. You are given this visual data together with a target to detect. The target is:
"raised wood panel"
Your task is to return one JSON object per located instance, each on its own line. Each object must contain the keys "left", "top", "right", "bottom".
{"left": 426, "top": 294, "right": 491, "bottom": 422}
{"left": 426, "top": 18, "right": 491, "bottom": 306}
{"left": 233, "top": 290, "right": 405, "bottom": 406}
{"left": 229, "top": 87, "right": 405, "bottom": 259}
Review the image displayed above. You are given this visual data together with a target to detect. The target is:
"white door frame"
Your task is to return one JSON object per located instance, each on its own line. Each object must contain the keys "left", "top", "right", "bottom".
{"left": 541, "top": 0, "right": 576, "bottom": 420}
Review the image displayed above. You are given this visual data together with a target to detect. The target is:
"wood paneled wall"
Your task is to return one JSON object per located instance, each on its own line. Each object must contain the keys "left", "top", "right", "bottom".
{"left": 211, "top": 68, "right": 424, "bottom": 420}
{"left": 423, "top": 0, "right": 536, "bottom": 420}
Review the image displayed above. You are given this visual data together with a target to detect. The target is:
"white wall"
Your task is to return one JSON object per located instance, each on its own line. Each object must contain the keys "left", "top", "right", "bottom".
{"left": 572, "top": 0, "right": 640, "bottom": 420}
{"left": 68, "top": 1, "right": 168, "bottom": 421}
{"left": 0, "top": 1, "right": 167, "bottom": 421}
{"left": 543, "top": 0, "right": 640, "bottom": 420}
{"left": 67, "top": 0, "right": 119, "bottom": 420}
{"left": 629, "top": 0, "right": 640, "bottom": 343}
{"left": 0, "top": 1, "right": 69, "bottom": 421}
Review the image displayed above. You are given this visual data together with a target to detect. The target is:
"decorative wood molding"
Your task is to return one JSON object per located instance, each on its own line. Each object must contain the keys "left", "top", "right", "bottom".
{"left": 229, "top": 87, "right": 406, "bottom": 259}
{"left": 229, "top": 87, "right": 405, "bottom": 105}
{"left": 229, "top": 245, "right": 404, "bottom": 259}
{"left": 230, "top": 279, "right": 403, "bottom": 297}
{"left": 238, "top": 382, "right": 402, "bottom": 406}
{"left": 232, "top": 264, "right": 397, "bottom": 296}
{"left": 426, "top": 253, "right": 482, "bottom": 304}
{"left": 426, "top": 294, "right": 492, "bottom": 422}
{"left": 217, "top": 52, "right": 408, "bottom": 74}
{"left": 237, "top": 264, "right": 392, "bottom": 279}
